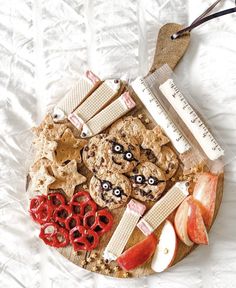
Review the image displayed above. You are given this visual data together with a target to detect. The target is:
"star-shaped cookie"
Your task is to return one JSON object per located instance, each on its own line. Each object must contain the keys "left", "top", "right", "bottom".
{"left": 55, "top": 128, "right": 87, "bottom": 164}
{"left": 50, "top": 160, "right": 86, "bottom": 198}
{"left": 32, "top": 113, "right": 80, "bottom": 141}
{"left": 141, "top": 126, "right": 169, "bottom": 158}
{"left": 33, "top": 135, "right": 58, "bottom": 163}
{"left": 30, "top": 165, "right": 55, "bottom": 195}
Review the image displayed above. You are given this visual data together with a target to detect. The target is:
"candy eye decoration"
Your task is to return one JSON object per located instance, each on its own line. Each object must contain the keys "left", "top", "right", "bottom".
{"left": 101, "top": 181, "right": 112, "bottom": 191}
{"left": 148, "top": 176, "right": 158, "bottom": 186}
{"left": 135, "top": 175, "right": 146, "bottom": 184}
{"left": 112, "top": 187, "right": 123, "bottom": 197}
{"left": 124, "top": 151, "right": 134, "bottom": 162}
{"left": 112, "top": 142, "right": 124, "bottom": 154}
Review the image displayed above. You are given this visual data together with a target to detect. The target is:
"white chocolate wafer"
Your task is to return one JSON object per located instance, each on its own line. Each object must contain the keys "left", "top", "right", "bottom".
{"left": 103, "top": 199, "right": 146, "bottom": 262}
{"left": 80, "top": 91, "right": 136, "bottom": 138}
{"left": 137, "top": 182, "right": 189, "bottom": 236}
{"left": 53, "top": 76, "right": 97, "bottom": 122}
{"left": 68, "top": 79, "right": 121, "bottom": 130}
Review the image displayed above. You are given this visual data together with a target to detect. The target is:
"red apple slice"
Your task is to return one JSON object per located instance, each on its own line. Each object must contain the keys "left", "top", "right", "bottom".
{"left": 117, "top": 234, "right": 158, "bottom": 271}
{"left": 174, "top": 196, "right": 193, "bottom": 246}
{"left": 193, "top": 172, "right": 218, "bottom": 229}
{"left": 151, "top": 220, "right": 177, "bottom": 272}
{"left": 187, "top": 197, "right": 209, "bottom": 245}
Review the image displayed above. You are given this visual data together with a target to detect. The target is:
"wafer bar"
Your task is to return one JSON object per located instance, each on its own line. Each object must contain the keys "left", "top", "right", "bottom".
{"left": 80, "top": 91, "right": 136, "bottom": 138}
{"left": 137, "top": 182, "right": 189, "bottom": 236}
{"left": 53, "top": 74, "right": 100, "bottom": 122}
{"left": 68, "top": 79, "right": 121, "bottom": 130}
{"left": 103, "top": 199, "right": 146, "bottom": 262}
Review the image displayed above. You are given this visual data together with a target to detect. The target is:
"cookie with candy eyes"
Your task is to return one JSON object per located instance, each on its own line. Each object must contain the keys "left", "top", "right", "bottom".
{"left": 156, "top": 146, "right": 179, "bottom": 180}
{"left": 89, "top": 171, "right": 131, "bottom": 209}
{"left": 127, "top": 161, "right": 166, "bottom": 202}
{"left": 109, "top": 116, "right": 146, "bottom": 144}
{"left": 99, "top": 135, "right": 141, "bottom": 174}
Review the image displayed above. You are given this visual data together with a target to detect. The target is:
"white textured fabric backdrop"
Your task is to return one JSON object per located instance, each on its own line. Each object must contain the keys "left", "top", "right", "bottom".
{"left": 0, "top": 0, "right": 236, "bottom": 287}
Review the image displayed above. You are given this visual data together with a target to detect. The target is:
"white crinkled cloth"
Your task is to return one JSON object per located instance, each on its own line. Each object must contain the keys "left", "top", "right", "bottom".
{"left": 0, "top": 0, "right": 236, "bottom": 287}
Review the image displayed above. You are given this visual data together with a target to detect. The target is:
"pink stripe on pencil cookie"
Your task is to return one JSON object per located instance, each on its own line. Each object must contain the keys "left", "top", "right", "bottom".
{"left": 103, "top": 199, "right": 146, "bottom": 262}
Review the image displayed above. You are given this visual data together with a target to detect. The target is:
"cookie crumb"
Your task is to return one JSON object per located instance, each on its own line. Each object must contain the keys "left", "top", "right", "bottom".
{"left": 100, "top": 264, "right": 106, "bottom": 270}
{"left": 145, "top": 118, "right": 150, "bottom": 124}
{"left": 171, "top": 177, "right": 176, "bottom": 182}
{"left": 83, "top": 184, "right": 88, "bottom": 190}
{"left": 138, "top": 114, "right": 144, "bottom": 119}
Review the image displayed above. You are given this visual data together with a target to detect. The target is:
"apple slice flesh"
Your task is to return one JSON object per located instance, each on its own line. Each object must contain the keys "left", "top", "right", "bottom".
{"left": 117, "top": 234, "right": 157, "bottom": 271}
{"left": 193, "top": 172, "right": 218, "bottom": 229}
{"left": 187, "top": 197, "right": 209, "bottom": 245}
{"left": 151, "top": 220, "right": 177, "bottom": 272}
{"left": 174, "top": 196, "right": 193, "bottom": 246}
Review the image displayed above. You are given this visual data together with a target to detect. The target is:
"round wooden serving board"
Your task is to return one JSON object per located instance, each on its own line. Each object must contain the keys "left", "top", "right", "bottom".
{"left": 28, "top": 23, "right": 224, "bottom": 278}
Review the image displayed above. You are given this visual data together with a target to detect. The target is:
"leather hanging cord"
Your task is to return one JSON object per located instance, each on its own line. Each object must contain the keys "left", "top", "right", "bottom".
{"left": 172, "top": 0, "right": 236, "bottom": 39}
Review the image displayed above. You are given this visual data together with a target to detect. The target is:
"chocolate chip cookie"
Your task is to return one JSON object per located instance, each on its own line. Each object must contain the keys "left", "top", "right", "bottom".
{"left": 109, "top": 116, "right": 146, "bottom": 144}
{"left": 98, "top": 135, "right": 141, "bottom": 174}
{"left": 127, "top": 161, "right": 166, "bottom": 202}
{"left": 156, "top": 146, "right": 179, "bottom": 180}
{"left": 82, "top": 134, "right": 107, "bottom": 173}
{"left": 89, "top": 171, "right": 131, "bottom": 209}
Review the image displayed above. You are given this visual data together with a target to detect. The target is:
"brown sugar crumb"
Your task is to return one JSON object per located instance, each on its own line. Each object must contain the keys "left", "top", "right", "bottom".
{"left": 171, "top": 177, "right": 176, "bottom": 182}
{"left": 100, "top": 264, "right": 106, "bottom": 270}
{"left": 138, "top": 114, "right": 144, "bottom": 119}
{"left": 145, "top": 118, "right": 150, "bottom": 124}
{"left": 123, "top": 272, "right": 129, "bottom": 278}
{"left": 83, "top": 184, "right": 88, "bottom": 190}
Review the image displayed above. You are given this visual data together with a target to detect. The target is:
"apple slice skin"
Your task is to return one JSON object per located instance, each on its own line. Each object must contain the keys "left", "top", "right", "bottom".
{"left": 174, "top": 196, "right": 193, "bottom": 246}
{"left": 117, "top": 234, "right": 158, "bottom": 271}
{"left": 193, "top": 172, "right": 218, "bottom": 229}
{"left": 151, "top": 220, "right": 177, "bottom": 273}
{"left": 187, "top": 198, "right": 209, "bottom": 245}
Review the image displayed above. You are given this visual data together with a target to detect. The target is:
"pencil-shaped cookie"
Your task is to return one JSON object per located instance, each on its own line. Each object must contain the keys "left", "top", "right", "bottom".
{"left": 137, "top": 182, "right": 189, "bottom": 236}
{"left": 80, "top": 91, "right": 136, "bottom": 138}
{"left": 68, "top": 79, "right": 121, "bottom": 130}
{"left": 53, "top": 72, "right": 100, "bottom": 122}
{"left": 103, "top": 199, "right": 146, "bottom": 262}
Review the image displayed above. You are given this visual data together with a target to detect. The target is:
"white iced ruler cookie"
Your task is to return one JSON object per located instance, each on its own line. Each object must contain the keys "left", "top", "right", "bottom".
{"left": 68, "top": 79, "right": 121, "bottom": 130}
{"left": 81, "top": 91, "right": 136, "bottom": 138}
{"left": 159, "top": 79, "right": 224, "bottom": 161}
{"left": 103, "top": 199, "right": 146, "bottom": 262}
{"left": 53, "top": 76, "right": 97, "bottom": 122}
{"left": 137, "top": 182, "right": 189, "bottom": 236}
{"left": 131, "top": 77, "right": 191, "bottom": 154}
